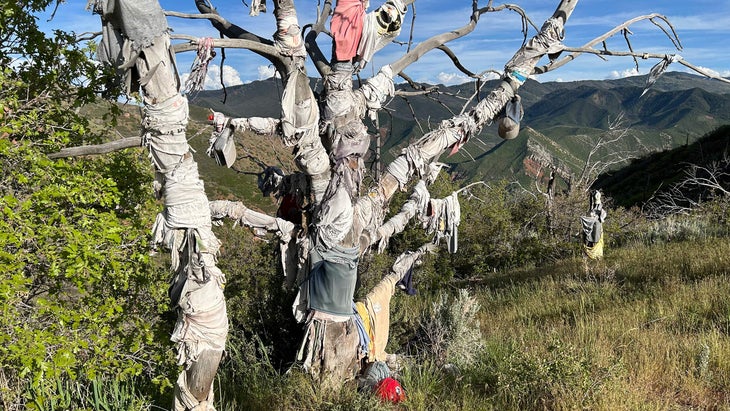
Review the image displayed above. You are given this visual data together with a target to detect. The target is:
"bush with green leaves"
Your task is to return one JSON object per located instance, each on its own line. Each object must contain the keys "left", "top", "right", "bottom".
{"left": 0, "top": 139, "right": 174, "bottom": 408}
{"left": 0, "top": 3, "right": 174, "bottom": 407}
{"left": 0, "top": 2, "right": 118, "bottom": 149}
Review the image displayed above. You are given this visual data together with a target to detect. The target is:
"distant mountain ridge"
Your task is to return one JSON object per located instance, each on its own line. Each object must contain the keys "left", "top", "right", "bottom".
{"left": 188, "top": 71, "right": 730, "bottom": 190}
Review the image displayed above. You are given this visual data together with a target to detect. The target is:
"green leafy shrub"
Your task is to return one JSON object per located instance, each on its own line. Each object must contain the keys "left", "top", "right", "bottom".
{"left": 0, "top": 140, "right": 172, "bottom": 408}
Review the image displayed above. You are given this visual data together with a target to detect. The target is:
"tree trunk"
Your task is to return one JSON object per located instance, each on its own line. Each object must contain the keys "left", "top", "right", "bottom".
{"left": 91, "top": 1, "right": 227, "bottom": 409}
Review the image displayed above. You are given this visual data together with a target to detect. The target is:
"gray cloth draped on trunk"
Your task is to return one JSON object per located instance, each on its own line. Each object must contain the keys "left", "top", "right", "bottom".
{"left": 306, "top": 243, "right": 359, "bottom": 316}
{"left": 581, "top": 206, "right": 606, "bottom": 244}
{"left": 90, "top": 0, "right": 174, "bottom": 94}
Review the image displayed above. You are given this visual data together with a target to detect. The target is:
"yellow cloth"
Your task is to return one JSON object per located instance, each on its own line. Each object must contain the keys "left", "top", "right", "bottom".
{"left": 583, "top": 234, "right": 604, "bottom": 260}
{"left": 362, "top": 273, "right": 399, "bottom": 362}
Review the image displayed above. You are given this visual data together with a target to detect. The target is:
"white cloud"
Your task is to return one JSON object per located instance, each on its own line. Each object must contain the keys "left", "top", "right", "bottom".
{"left": 221, "top": 65, "right": 244, "bottom": 87}
{"left": 204, "top": 64, "right": 244, "bottom": 89}
{"left": 436, "top": 72, "right": 471, "bottom": 85}
{"left": 180, "top": 64, "right": 244, "bottom": 90}
{"left": 257, "top": 65, "right": 277, "bottom": 80}
{"left": 668, "top": 14, "right": 730, "bottom": 32}
{"left": 608, "top": 67, "right": 641, "bottom": 79}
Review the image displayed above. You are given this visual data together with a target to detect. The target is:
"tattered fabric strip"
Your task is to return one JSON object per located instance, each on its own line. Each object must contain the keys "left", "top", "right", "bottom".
{"left": 642, "top": 54, "right": 683, "bottom": 96}
{"left": 357, "top": 0, "right": 406, "bottom": 67}
{"left": 185, "top": 37, "right": 216, "bottom": 93}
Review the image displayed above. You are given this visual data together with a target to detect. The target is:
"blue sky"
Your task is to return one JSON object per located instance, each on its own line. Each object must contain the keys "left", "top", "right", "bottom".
{"left": 39, "top": 0, "right": 730, "bottom": 87}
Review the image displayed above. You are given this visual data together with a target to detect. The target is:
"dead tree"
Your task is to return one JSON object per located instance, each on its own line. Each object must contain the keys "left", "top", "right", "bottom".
{"left": 573, "top": 112, "right": 643, "bottom": 191}
{"left": 644, "top": 155, "right": 730, "bottom": 218}
{"left": 59, "top": 0, "right": 727, "bottom": 408}
{"left": 533, "top": 112, "right": 642, "bottom": 240}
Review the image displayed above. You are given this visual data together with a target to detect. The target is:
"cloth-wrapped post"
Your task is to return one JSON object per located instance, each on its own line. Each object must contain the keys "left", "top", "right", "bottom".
{"left": 91, "top": 1, "right": 229, "bottom": 409}
{"left": 580, "top": 192, "right": 607, "bottom": 260}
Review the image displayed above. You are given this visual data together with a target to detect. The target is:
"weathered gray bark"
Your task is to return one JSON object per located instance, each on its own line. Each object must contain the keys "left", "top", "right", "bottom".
{"left": 47, "top": 136, "right": 141, "bottom": 159}
{"left": 90, "top": 1, "right": 227, "bottom": 409}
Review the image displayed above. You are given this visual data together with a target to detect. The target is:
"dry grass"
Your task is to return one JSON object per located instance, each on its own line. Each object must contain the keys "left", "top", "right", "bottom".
{"left": 470, "top": 238, "right": 730, "bottom": 410}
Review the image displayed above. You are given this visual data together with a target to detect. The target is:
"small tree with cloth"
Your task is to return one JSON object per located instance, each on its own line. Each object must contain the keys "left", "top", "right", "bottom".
{"left": 580, "top": 190, "right": 607, "bottom": 272}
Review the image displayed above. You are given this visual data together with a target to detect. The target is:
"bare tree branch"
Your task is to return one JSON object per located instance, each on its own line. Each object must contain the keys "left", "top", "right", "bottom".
{"left": 547, "top": 47, "right": 730, "bottom": 84}
{"left": 530, "top": 12, "right": 726, "bottom": 85}
{"left": 645, "top": 155, "right": 730, "bottom": 217}
{"left": 171, "top": 36, "right": 278, "bottom": 58}
{"left": 303, "top": 0, "right": 334, "bottom": 77}
{"left": 47, "top": 136, "right": 141, "bottom": 159}
{"left": 185, "top": 3, "right": 271, "bottom": 44}
{"left": 182, "top": 1, "right": 290, "bottom": 76}
{"left": 435, "top": 45, "right": 479, "bottom": 79}
{"left": 574, "top": 112, "right": 641, "bottom": 188}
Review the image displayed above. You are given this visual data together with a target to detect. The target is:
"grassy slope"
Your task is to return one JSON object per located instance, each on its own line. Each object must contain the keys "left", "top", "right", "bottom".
{"left": 205, "top": 236, "right": 730, "bottom": 411}
{"left": 468, "top": 237, "right": 730, "bottom": 410}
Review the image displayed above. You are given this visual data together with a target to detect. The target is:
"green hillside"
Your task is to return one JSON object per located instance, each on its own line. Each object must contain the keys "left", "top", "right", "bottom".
{"left": 189, "top": 72, "right": 730, "bottom": 188}
{"left": 101, "top": 72, "right": 730, "bottom": 213}
{"left": 594, "top": 125, "right": 730, "bottom": 207}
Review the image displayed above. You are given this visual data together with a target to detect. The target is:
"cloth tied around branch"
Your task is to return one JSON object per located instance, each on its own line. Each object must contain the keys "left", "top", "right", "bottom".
{"left": 642, "top": 54, "right": 683, "bottom": 96}
{"left": 257, "top": 166, "right": 285, "bottom": 197}
{"left": 206, "top": 111, "right": 236, "bottom": 167}
{"left": 357, "top": 0, "right": 406, "bottom": 68}
{"left": 184, "top": 37, "right": 215, "bottom": 94}
{"left": 248, "top": 0, "right": 267, "bottom": 16}
{"left": 423, "top": 193, "right": 461, "bottom": 253}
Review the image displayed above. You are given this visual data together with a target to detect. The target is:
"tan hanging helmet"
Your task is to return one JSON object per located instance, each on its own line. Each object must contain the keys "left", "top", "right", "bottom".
{"left": 498, "top": 116, "right": 519, "bottom": 140}
{"left": 497, "top": 95, "right": 523, "bottom": 140}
